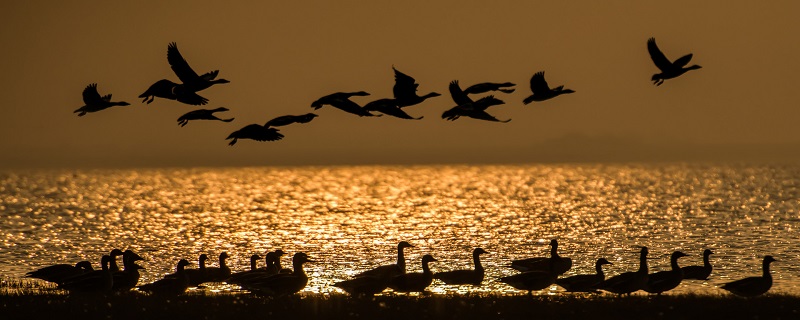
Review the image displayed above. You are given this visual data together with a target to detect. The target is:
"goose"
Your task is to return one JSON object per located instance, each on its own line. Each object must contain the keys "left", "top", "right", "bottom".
{"left": 522, "top": 72, "right": 574, "bottom": 104}
{"left": 58, "top": 255, "right": 113, "bottom": 294}
{"left": 647, "top": 38, "right": 701, "bottom": 86}
{"left": 74, "top": 84, "right": 130, "bottom": 116}
{"left": 201, "top": 252, "right": 231, "bottom": 283}
{"left": 434, "top": 248, "right": 489, "bottom": 286}
{"left": 108, "top": 249, "right": 124, "bottom": 272}
{"left": 227, "top": 254, "right": 262, "bottom": 284}
{"left": 226, "top": 124, "right": 284, "bottom": 146}
{"left": 311, "top": 91, "right": 379, "bottom": 117}
{"left": 499, "top": 257, "right": 559, "bottom": 294}
{"left": 138, "top": 259, "right": 191, "bottom": 296}
{"left": 463, "top": 82, "right": 516, "bottom": 95}
{"left": 363, "top": 98, "right": 423, "bottom": 120}
{"left": 645, "top": 251, "right": 688, "bottom": 295}
{"left": 334, "top": 275, "right": 390, "bottom": 296}
{"left": 720, "top": 256, "right": 776, "bottom": 297}
{"left": 600, "top": 246, "right": 649, "bottom": 296}
{"left": 241, "top": 252, "right": 313, "bottom": 296}
{"left": 26, "top": 261, "right": 94, "bottom": 285}
{"left": 167, "top": 42, "right": 230, "bottom": 93}
{"left": 682, "top": 249, "right": 714, "bottom": 280}
{"left": 264, "top": 113, "right": 318, "bottom": 128}
{"left": 172, "top": 253, "right": 207, "bottom": 287}
{"left": 392, "top": 67, "right": 441, "bottom": 107}
{"left": 112, "top": 250, "right": 145, "bottom": 291}
{"left": 177, "top": 107, "right": 234, "bottom": 127}
{"left": 555, "top": 258, "right": 612, "bottom": 292}
{"left": 271, "top": 250, "right": 293, "bottom": 274}
{"left": 510, "top": 239, "right": 572, "bottom": 274}
{"left": 139, "top": 79, "right": 208, "bottom": 105}
{"left": 442, "top": 80, "right": 509, "bottom": 122}
{"left": 388, "top": 254, "right": 438, "bottom": 293}
{"left": 354, "top": 241, "right": 414, "bottom": 279}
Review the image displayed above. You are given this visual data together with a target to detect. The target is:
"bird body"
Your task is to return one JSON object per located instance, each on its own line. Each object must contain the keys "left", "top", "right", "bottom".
{"left": 74, "top": 84, "right": 130, "bottom": 116}
{"left": 442, "top": 81, "right": 509, "bottom": 122}
{"left": 201, "top": 252, "right": 231, "bottom": 283}
{"left": 138, "top": 259, "right": 191, "bottom": 296}
{"left": 112, "top": 250, "right": 145, "bottom": 291}
{"left": 511, "top": 239, "right": 572, "bottom": 274}
{"left": 647, "top": 38, "right": 701, "bottom": 86}
{"left": 392, "top": 67, "right": 440, "bottom": 107}
{"left": 334, "top": 275, "right": 390, "bottom": 296}
{"left": 58, "top": 255, "right": 114, "bottom": 294}
{"left": 311, "top": 92, "right": 378, "bottom": 117}
{"left": 434, "top": 248, "right": 488, "bottom": 286}
{"left": 167, "top": 42, "right": 229, "bottom": 92}
{"left": 139, "top": 79, "right": 208, "bottom": 105}
{"left": 265, "top": 113, "right": 318, "bottom": 127}
{"left": 389, "top": 255, "right": 437, "bottom": 293}
{"left": 600, "top": 247, "right": 649, "bottom": 296}
{"left": 645, "top": 251, "right": 688, "bottom": 295}
{"left": 26, "top": 261, "right": 93, "bottom": 285}
{"left": 363, "top": 98, "right": 423, "bottom": 120}
{"left": 682, "top": 249, "right": 714, "bottom": 280}
{"left": 226, "top": 124, "right": 284, "bottom": 145}
{"left": 354, "top": 241, "right": 414, "bottom": 280}
{"left": 720, "top": 256, "right": 776, "bottom": 297}
{"left": 463, "top": 82, "right": 516, "bottom": 95}
{"left": 241, "top": 253, "right": 313, "bottom": 296}
{"left": 555, "top": 258, "right": 612, "bottom": 292}
{"left": 177, "top": 107, "right": 233, "bottom": 127}
{"left": 522, "top": 72, "right": 574, "bottom": 104}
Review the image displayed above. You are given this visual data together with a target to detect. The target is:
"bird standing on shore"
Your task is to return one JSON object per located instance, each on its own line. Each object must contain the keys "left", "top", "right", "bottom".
{"left": 720, "top": 256, "right": 776, "bottom": 297}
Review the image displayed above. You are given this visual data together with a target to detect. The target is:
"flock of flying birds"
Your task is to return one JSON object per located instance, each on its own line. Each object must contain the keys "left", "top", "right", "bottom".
{"left": 74, "top": 38, "right": 701, "bottom": 145}
{"left": 25, "top": 241, "right": 776, "bottom": 298}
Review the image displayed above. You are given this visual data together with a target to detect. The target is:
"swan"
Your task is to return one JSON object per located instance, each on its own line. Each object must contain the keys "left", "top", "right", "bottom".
{"left": 354, "top": 241, "right": 414, "bottom": 279}
{"left": 720, "top": 256, "right": 776, "bottom": 297}
{"left": 600, "top": 246, "right": 649, "bottom": 296}
{"left": 645, "top": 251, "right": 688, "bottom": 295}
{"left": 139, "top": 79, "right": 208, "bottom": 105}
{"left": 647, "top": 38, "right": 702, "bottom": 86}
{"left": 363, "top": 98, "right": 423, "bottom": 120}
{"left": 226, "top": 124, "right": 284, "bottom": 146}
{"left": 434, "top": 248, "right": 489, "bottom": 286}
{"left": 167, "top": 42, "right": 229, "bottom": 93}
{"left": 388, "top": 254, "right": 438, "bottom": 293}
{"left": 510, "top": 239, "right": 572, "bottom": 274}
{"left": 138, "top": 259, "right": 191, "bottom": 296}
{"left": 177, "top": 107, "right": 234, "bottom": 127}
{"left": 74, "top": 84, "right": 130, "bottom": 116}
{"left": 392, "top": 66, "right": 441, "bottom": 107}
{"left": 681, "top": 249, "right": 714, "bottom": 280}
{"left": 555, "top": 258, "right": 612, "bottom": 292}
{"left": 522, "top": 72, "right": 574, "bottom": 104}
{"left": 463, "top": 82, "right": 516, "bottom": 95}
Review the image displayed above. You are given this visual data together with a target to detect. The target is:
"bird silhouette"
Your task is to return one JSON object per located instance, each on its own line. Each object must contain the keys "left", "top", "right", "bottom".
{"left": 442, "top": 80, "right": 509, "bottom": 122}
{"left": 311, "top": 91, "right": 379, "bottom": 117}
{"left": 600, "top": 246, "right": 650, "bottom": 296}
{"left": 226, "top": 124, "right": 284, "bottom": 146}
{"left": 167, "top": 42, "right": 230, "bottom": 93}
{"left": 522, "top": 72, "right": 574, "bottom": 104}
{"left": 363, "top": 98, "right": 423, "bottom": 120}
{"left": 434, "top": 248, "right": 489, "bottom": 286}
{"left": 139, "top": 79, "right": 208, "bottom": 105}
{"left": 555, "top": 258, "right": 612, "bottom": 292}
{"left": 265, "top": 113, "right": 319, "bottom": 128}
{"left": 720, "top": 256, "right": 776, "bottom": 297}
{"left": 177, "top": 107, "right": 234, "bottom": 127}
{"left": 645, "top": 251, "right": 688, "bottom": 295}
{"left": 681, "top": 249, "right": 714, "bottom": 280}
{"left": 510, "top": 239, "right": 572, "bottom": 274}
{"left": 392, "top": 66, "right": 441, "bottom": 107}
{"left": 463, "top": 82, "right": 516, "bottom": 95}
{"left": 74, "top": 84, "right": 130, "bottom": 116}
{"left": 647, "top": 38, "right": 702, "bottom": 86}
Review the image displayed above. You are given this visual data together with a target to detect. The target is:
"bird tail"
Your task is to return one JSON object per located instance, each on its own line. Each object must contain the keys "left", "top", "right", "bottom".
{"left": 522, "top": 96, "right": 535, "bottom": 105}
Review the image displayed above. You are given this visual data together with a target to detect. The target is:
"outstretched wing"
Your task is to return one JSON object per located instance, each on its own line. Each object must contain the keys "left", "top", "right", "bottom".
{"left": 647, "top": 38, "right": 672, "bottom": 72}
{"left": 376, "top": 104, "right": 421, "bottom": 120}
{"left": 175, "top": 91, "right": 209, "bottom": 106}
{"left": 529, "top": 72, "right": 550, "bottom": 94}
{"left": 468, "top": 110, "right": 510, "bottom": 123}
{"left": 672, "top": 53, "right": 693, "bottom": 68}
{"left": 82, "top": 83, "right": 104, "bottom": 105}
{"left": 449, "top": 80, "right": 472, "bottom": 105}
{"left": 392, "top": 66, "right": 419, "bottom": 100}
{"left": 200, "top": 70, "right": 219, "bottom": 81}
{"left": 167, "top": 42, "right": 200, "bottom": 83}
{"left": 101, "top": 94, "right": 112, "bottom": 101}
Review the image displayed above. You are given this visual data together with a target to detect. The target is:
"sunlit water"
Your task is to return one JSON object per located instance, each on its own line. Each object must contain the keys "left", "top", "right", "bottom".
{"left": 1, "top": 164, "right": 798, "bottom": 295}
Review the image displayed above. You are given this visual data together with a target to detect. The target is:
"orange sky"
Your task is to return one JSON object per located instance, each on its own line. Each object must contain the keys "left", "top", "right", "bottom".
{"left": 1, "top": 1, "right": 799, "bottom": 168}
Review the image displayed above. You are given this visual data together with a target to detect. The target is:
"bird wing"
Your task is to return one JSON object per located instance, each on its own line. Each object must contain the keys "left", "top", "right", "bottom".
{"left": 82, "top": 84, "right": 104, "bottom": 105}
{"left": 176, "top": 91, "right": 209, "bottom": 105}
{"left": 375, "top": 104, "right": 421, "bottom": 119}
{"left": 392, "top": 67, "right": 419, "bottom": 100}
{"left": 254, "top": 128, "right": 284, "bottom": 142}
{"left": 101, "top": 94, "right": 112, "bottom": 102}
{"left": 647, "top": 38, "right": 672, "bottom": 72}
{"left": 672, "top": 53, "right": 694, "bottom": 68}
{"left": 449, "top": 80, "right": 472, "bottom": 105}
{"left": 200, "top": 70, "right": 219, "bottom": 81}
{"left": 467, "top": 110, "right": 509, "bottom": 123}
{"left": 167, "top": 42, "right": 200, "bottom": 83}
{"left": 529, "top": 72, "right": 550, "bottom": 93}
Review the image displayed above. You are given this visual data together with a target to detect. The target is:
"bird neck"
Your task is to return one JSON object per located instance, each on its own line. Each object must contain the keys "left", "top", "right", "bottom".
{"left": 595, "top": 262, "right": 605, "bottom": 277}
{"left": 550, "top": 243, "right": 559, "bottom": 259}
{"left": 762, "top": 260, "right": 772, "bottom": 279}
{"left": 638, "top": 253, "right": 648, "bottom": 274}
{"left": 670, "top": 255, "right": 682, "bottom": 271}
{"left": 199, "top": 259, "right": 206, "bottom": 269}
{"left": 397, "top": 246, "right": 406, "bottom": 272}
{"left": 250, "top": 257, "right": 258, "bottom": 271}
{"left": 177, "top": 264, "right": 186, "bottom": 273}
{"left": 473, "top": 253, "right": 483, "bottom": 271}
{"left": 422, "top": 260, "right": 432, "bottom": 274}
{"left": 109, "top": 256, "right": 119, "bottom": 271}
{"left": 292, "top": 261, "right": 306, "bottom": 276}
{"left": 219, "top": 256, "right": 228, "bottom": 269}
{"left": 703, "top": 253, "right": 711, "bottom": 267}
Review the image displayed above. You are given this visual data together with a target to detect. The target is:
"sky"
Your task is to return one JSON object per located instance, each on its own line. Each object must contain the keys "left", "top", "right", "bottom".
{"left": 1, "top": 1, "right": 799, "bottom": 169}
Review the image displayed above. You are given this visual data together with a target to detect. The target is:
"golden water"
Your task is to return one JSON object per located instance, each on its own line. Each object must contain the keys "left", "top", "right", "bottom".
{"left": 1, "top": 164, "right": 798, "bottom": 295}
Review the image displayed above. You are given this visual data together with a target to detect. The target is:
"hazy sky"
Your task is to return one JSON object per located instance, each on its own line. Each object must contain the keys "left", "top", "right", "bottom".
{"left": 1, "top": 1, "right": 799, "bottom": 168}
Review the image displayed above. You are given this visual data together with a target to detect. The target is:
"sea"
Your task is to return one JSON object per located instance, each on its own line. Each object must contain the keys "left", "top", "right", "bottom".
{"left": 1, "top": 164, "right": 798, "bottom": 295}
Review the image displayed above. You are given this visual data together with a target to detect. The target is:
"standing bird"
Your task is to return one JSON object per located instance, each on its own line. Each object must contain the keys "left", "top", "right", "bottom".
{"left": 556, "top": 258, "right": 613, "bottom": 293}
{"left": 311, "top": 91, "right": 378, "bottom": 117}
{"left": 201, "top": 252, "right": 231, "bottom": 283}
{"left": 240, "top": 252, "right": 314, "bottom": 296}
{"left": 511, "top": 239, "right": 572, "bottom": 275}
{"left": 139, "top": 79, "right": 208, "bottom": 105}
{"left": 265, "top": 113, "right": 318, "bottom": 128}
{"left": 112, "top": 250, "right": 145, "bottom": 292}
{"left": 167, "top": 42, "right": 230, "bottom": 93}
{"left": 177, "top": 107, "right": 234, "bottom": 127}
{"left": 645, "top": 251, "right": 688, "bottom": 295}
{"left": 388, "top": 255, "right": 438, "bottom": 293}
{"left": 138, "top": 259, "right": 191, "bottom": 296}
{"left": 434, "top": 248, "right": 489, "bottom": 286}
{"left": 58, "top": 255, "right": 114, "bottom": 294}
{"left": 74, "top": 84, "right": 130, "bottom": 116}
{"left": 600, "top": 246, "right": 650, "bottom": 296}
{"left": 463, "top": 82, "right": 516, "bottom": 95}
{"left": 363, "top": 98, "right": 423, "bottom": 120}
{"left": 26, "top": 261, "right": 94, "bottom": 285}
{"left": 226, "top": 124, "right": 284, "bottom": 146}
{"left": 442, "top": 80, "right": 509, "bottom": 123}
{"left": 647, "top": 37, "right": 702, "bottom": 86}
{"left": 499, "top": 257, "right": 560, "bottom": 295}
{"left": 682, "top": 249, "right": 714, "bottom": 280}
{"left": 392, "top": 66, "right": 441, "bottom": 107}
{"left": 354, "top": 241, "right": 414, "bottom": 280}
{"left": 522, "top": 72, "right": 574, "bottom": 104}
{"left": 720, "top": 256, "right": 777, "bottom": 297}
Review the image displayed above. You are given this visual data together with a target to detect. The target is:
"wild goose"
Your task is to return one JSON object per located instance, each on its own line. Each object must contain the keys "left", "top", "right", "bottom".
{"left": 226, "top": 124, "right": 284, "bottom": 146}
{"left": 167, "top": 42, "right": 230, "bottom": 93}
{"left": 112, "top": 250, "right": 145, "bottom": 291}
{"left": 311, "top": 91, "right": 378, "bottom": 117}
{"left": 388, "top": 254, "right": 438, "bottom": 293}
{"left": 647, "top": 37, "right": 701, "bottom": 86}
{"left": 720, "top": 256, "right": 776, "bottom": 297}
{"left": 177, "top": 107, "right": 233, "bottom": 127}
{"left": 463, "top": 82, "right": 516, "bottom": 95}
{"left": 363, "top": 98, "right": 423, "bottom": 120}
{"left": 108, "top": 249, "right": 124, "bottom": 272}
{"left": 499, "top": 257, "right": 559, "bottom": 295}
{"left": 74, "top": 84, "right": 130, "bottom": 116}
{"left": 26, "top": 261, "right": 93, "bottom": 285}
{"left": 241, "top": 252, "right": 313, "bottom": 296}
{"left": 58, "top": 255, "right": 114, "bottom": 294}
{"left": 139, "top": 79, "right": 208, "bottom": 105}
{"left": 600, "top": 247, "right": 649, "bottom": 296}
{"left": 434, "top": 248, "right": 489, "bottom": 286}
{"left": 201, "top": 252, "right": 231, "bottom": 283}
{"left": 645, "top": 251, "right": 688, "bottom": 295}
{"left": 442, "top": 80, "right": 509, "bottom": 122}
{"left": 172, "top": 253, "right": 207, "bottom": 287}
{"left": 334, "top": 275, "right": 390, "bottom": 296}
{"left": 227, "top": 254, "right": 262, "bottom": 284}
{"left": 354, "top": 241, "right": 414, "bottom": 279}
{"left": 522, "top": 72, "right": 574, "bottom": 104}
{"left": 510, "top": 239, "right": 572, "bottom": 275}
{"left": 555, "top": 258, "right": 612, "bottom": 292}
{"left": 264, "top": 113, "right": 318, "bottom": 128}
{"left": 138, "top": 259, "right": 191, "bottom": 296}
{"left": 392, "top": 66, "right": 441, "bottom": 107}
{"left": 681, "top": 249, "right": 714, "bottom": 280}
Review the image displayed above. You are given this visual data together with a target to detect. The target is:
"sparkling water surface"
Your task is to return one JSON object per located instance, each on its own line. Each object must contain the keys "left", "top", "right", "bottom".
{"left": 1, "top": 164, "right": 798, "bottom": 295}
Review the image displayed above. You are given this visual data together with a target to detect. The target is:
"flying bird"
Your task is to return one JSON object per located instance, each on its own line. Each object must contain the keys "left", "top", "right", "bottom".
{"left": 311, "top": 91, "right": 379, "bottom": 117}
{"left": 167, "top": 42, "right": 230, "bottom": 93}
{"left": 522, "top": 71, "right": 574, "bottom": 104}
{"left": 392, "top": 66, "right": 441, "bottom": 107}
{"left": 442, "top": 80, "right": 509, "bottom": 123}
{"left": 74, "top": 83, "right": 130, "bottom": 116}
{"left": 177, "top": 107, "right": 234, "bottom": 127}
{"left": 226, "top": 124, "right": 284, "bottom": 146}
{"left": 463, "top": 82, "right": 516, "bottom": 95}
{"left": 363, "top": 98, "right": 423, "bottom": 120}
{"left": 647, "top": 38, "right": 702, "bottom": 86}
{"left": 264, "top": 113, "right": 318, "bottom": 128}
{"left": 139, "top": 79, "right": 208, "bottom": 105}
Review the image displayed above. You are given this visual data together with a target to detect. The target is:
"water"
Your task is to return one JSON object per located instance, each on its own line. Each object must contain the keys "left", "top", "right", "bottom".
{"left": 1, "top": 164, "right": 798, "bottom": 295}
